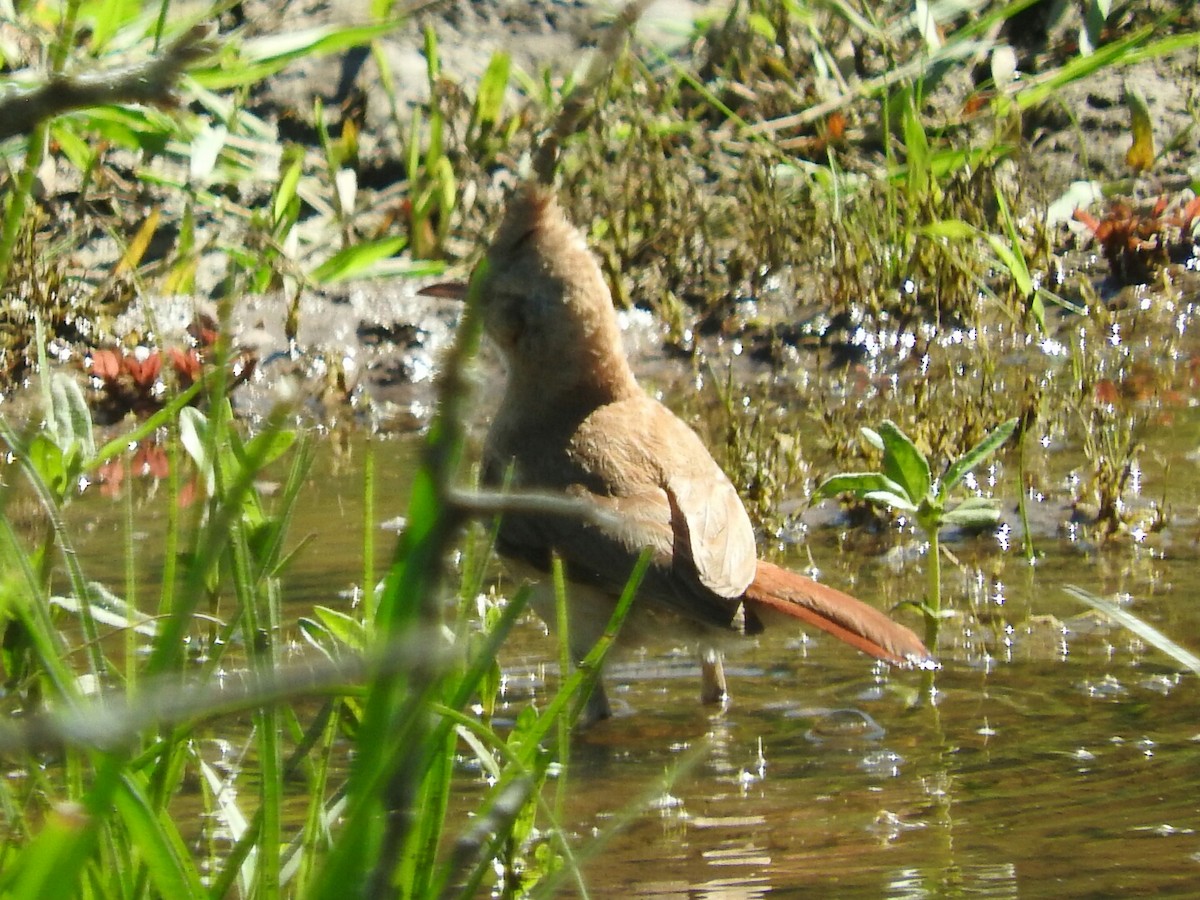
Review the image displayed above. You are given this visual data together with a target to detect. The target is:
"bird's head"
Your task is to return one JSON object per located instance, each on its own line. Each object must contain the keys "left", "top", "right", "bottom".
{"left": 474, "top": 184, "right": 635, "bottom": 401}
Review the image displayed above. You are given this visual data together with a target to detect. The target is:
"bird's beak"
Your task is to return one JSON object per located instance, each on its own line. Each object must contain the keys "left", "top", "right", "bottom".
{"left": 418, "top": 281, "right": 469, "bottom": 300}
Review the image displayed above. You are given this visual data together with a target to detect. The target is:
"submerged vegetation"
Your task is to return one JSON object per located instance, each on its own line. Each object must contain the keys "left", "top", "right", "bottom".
{"left": 0, "top": 0, "right": 1199, "bottom": 895}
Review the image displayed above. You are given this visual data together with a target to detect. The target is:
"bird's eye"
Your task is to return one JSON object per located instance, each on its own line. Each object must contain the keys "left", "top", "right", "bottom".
{"left": 509, "top": 227, "right": 537, "bottom": 253}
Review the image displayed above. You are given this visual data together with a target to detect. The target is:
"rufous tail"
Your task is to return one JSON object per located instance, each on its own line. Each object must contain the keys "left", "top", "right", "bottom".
{"left": 743, "top": 561, "right": 934, "bottom": 668}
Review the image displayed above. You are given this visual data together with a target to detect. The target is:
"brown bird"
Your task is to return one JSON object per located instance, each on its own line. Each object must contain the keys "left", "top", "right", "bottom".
{"left": 460, "top": 183, "right": 931, "bottom": 723}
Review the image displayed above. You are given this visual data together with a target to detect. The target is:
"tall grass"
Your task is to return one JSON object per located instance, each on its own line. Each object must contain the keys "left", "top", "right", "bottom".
{"left": 0, "top": 270, "right": 643, "bottom": 897}
{"left": 0, "top": 7, "right": 629, "bottom": 894}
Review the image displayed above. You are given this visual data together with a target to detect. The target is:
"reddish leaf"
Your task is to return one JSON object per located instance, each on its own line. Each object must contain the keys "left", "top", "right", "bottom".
{"left": 125, "top": 352, "right": 162, "bottom": 388}
{"left": 91, "top": 349, "right": 122, "bottom": 382}
{"left": 168, "top": 346, "right": 202, "bottom": 383}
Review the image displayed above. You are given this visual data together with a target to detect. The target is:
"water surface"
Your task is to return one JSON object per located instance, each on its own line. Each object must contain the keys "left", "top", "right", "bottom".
{"left": 58, "top": 410, "right": 1200, "bottom": 896}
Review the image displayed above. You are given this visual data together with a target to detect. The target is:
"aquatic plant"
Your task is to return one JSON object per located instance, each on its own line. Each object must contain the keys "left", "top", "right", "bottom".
{"left": 811, "top": 417, "right": 1017, "bottom": 648}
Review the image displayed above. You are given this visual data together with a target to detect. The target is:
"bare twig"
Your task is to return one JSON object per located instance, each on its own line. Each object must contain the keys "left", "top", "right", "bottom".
{"left": 446, "top": 486, "right": 623, "bottom": 532}
{"left": 0, "top": 23, "right": 217, "bottom": 140}
{"left": 0, "top": 629, "right": 452, "bottom": 756}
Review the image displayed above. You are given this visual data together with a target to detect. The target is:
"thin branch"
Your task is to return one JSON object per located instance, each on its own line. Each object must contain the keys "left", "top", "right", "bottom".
{"left": 446, "top": 487, "right": 622, "bottom": 532}
{"left": 0, "top": 629, "right": 453, "bottom": 756}
{"left": 0, "top": 23, "right": 217, "bottom": 140}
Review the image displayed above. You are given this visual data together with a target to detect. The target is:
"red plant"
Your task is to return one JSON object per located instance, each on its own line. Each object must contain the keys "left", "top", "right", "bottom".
{"left": 168, "top": 346, "right": 202, "bottom": 386}
{"left": 88, "top": 347, "right": 163, "bottom": 419}
{"left": 1074, "top": 193, "right": 1200, "bottom": 283}
{"left": 91, "top": 349, "right": 122, "bottom": 382}
{"left": 123, "top": 351, "right": 162, "bottom": 389}
{"left": 98, "top": 439, "right": 194, "bottom": 502}
{"left": 84, "top": 315, "right": 258, "bottom": 422}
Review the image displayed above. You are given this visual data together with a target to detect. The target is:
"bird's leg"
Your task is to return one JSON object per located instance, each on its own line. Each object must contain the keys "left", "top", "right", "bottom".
{"left": 579, "top": 677, "right": 613, "bottom": 726}
{"left": 568, "top": 608, "right": 614, "bottom": 726}
{"left": 699, "top": 646, "right": 729, "bottom": 706}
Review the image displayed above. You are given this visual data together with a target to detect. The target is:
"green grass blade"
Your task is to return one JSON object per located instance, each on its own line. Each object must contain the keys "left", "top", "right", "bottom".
{"left": 308, "top": 236, "right": 407, "bottom": 284}
{"left": 1063, "top": 586, "right": 1200, "bottom": 675}
{"left": 1, "top": 755, "right": 122, "bottom": 900}
{"left": 112, "top": 774, "right": 206, "bottom": 899}
{"left": 191, "top": 23, "right": 399, "bottom": 91}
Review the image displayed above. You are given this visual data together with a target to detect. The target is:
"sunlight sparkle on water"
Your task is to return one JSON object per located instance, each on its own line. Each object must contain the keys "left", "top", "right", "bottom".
{"left": 995, "top": 522, "right": 1011, "bottom": 552}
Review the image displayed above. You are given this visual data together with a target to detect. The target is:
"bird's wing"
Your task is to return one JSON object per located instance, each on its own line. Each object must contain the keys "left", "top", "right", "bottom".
{"left": 664, "top": 468, "right": 758, "bottom": 600}
{"left": 495, "top": 483, "right": 753, "bottom": 632}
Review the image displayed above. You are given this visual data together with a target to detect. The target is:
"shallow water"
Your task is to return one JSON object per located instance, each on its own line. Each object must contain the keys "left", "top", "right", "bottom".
{"left": 54, "top": 401, "right": 1200, "bottom": 896}
{"left": 35, "top": 274, "right": 1200, "bottom": 895}
{"left": 494, "top": 541, "right": 1200, "bottom": 897}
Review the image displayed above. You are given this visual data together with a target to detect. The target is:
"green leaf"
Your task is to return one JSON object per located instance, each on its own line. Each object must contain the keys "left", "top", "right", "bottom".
{"left": 49, "top": 120, "right": 97, "bottom": 172}
{"left": 941, "top": 418, "right": 1018, "bottom": 494}
{"left": 313, "top": 605, "right": 368, "bottom": 652}
{"left": 432, "top": 156, "right": 457, "bottom": 224}
{"left": 747, "top": 12, "right": 777, "bottom": 41}
{"left": 64, "top": 106, "right": 174, "bottom": 154}
{"left": 901, "top": 97, "right": 931, "bottom": 198}
{"left": 237, "top": 428, "right": 296, "bottom": 472}
{"left": 178, "top": 407, "right": 213, "bottom": 492}
{"left": 860, "top": 426, "right": 884, "bottom": 452}
{"left": 89, "top": 0, "right": 143, "bottom": 50}
{"left": 191, "top": 22, "right": 398, "bottom": 91}
{"left": 27, "top": 434, "right": 67, "bottom": 499}
{"left": 922, "top": 219, "right": 977, "bottom": 240}
{"left": 309, "top": 236, "right": 407, "bottom": 284}
{"left": 1083, "top": 0, "right": 1112, "bottom": 54}
{"left": 810, "top": 472, "right": 907, "bottom": 503}
{"left": 863, "top": 490, "right": 919, "bottom": 514}
{"left": 1029, "top": 290, "right": 1047, "bottom": 333}
{"left": 113, "top": 776, "right": 206, "bottom": 899}
{"left": 423, "top": 23, "right": 440, "bottom": 84}
{"left": 941, "top": 503, "right": 1002, "bottom": 529}
{"left": 472, "top": 52, "right": 511, "bottom": 130}
{"left": 273, "top": 145, "right": 305, "bottom": 227}
{"left": 878, "top": 421, "right": 931, "bottom": 504}
{"left": 50, "top": 374, "right": 95, "bottom": 460}
{"left": 990, "top": 187, "right": 1034, "bottom": 294}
